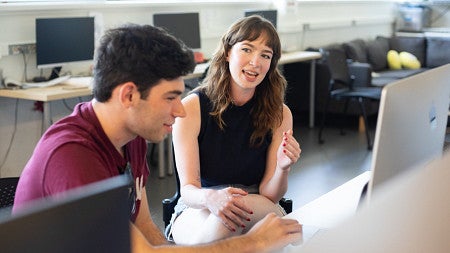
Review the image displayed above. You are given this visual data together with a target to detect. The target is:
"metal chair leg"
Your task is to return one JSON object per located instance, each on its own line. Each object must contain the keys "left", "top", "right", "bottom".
{"left": 318, "top": 94, "right": 332, "bottom": 144}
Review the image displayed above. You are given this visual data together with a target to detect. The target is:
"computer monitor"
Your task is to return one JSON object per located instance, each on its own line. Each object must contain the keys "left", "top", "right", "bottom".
{"left": 35, "top": 17, "right": 95, "bottom": 77}
{"left": 0, "top": 175, "right": 132, "bottom": 253}
{"left": 244, "top": 9, "right": 277, "bottom": 28}
{"left": 153, "top": 12, "right": 201, "bottom": 50}
{"left": 296, "top": 150, "right": 450, "bottom": 253}
{"left": 365, "top": 64, "right": 450, "bottom": 203}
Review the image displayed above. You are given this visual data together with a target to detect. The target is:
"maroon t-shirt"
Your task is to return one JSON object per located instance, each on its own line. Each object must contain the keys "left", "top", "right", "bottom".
{"left": 13, "top": 102, "right": 149, "bottom": 222}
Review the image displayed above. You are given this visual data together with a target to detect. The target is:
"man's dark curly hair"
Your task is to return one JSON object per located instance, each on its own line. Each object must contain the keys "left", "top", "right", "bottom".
{"left": 93, "top": 24, "right": 196, "bottom": 102}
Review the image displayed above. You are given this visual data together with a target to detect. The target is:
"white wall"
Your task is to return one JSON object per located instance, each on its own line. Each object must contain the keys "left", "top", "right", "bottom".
{"left": 0, "top": 0, "right": 397, "bottom": 177}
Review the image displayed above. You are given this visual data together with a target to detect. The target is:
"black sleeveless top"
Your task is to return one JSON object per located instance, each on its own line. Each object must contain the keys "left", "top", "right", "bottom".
{"left": 196, "top": 91, "right": 271, "bottom": 187}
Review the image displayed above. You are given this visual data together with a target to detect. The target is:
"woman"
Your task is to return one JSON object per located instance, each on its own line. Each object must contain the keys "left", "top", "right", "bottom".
{"left": 169, "top": 15, "right": 302, "bottom": 244}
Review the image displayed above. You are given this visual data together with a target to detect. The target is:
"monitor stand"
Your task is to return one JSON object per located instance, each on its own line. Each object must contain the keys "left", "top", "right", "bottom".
{"left": 49, "top": 66, "right": 62, "bottom": 80}
{"left": 31, "top": 66, "right": 62, "bottom": 82}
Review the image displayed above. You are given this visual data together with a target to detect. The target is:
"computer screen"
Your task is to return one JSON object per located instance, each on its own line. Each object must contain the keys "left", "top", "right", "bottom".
{"left": 35, "top": 17, "right": 95, "bottom": 70}
{"left": 153, "top": 12, "right": 201, "bottom": 50}
{"left": 244, "top": 9, "right": 277, "bottom": 28}
{"left": 1, "top": 175, "right": 132, "bottom": 253}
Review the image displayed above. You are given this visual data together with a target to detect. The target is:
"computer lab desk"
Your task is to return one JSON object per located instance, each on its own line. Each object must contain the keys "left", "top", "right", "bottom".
{"left": 0, "top": 84, "right": 93, "bottom": 131}
{"left": 287, "top": 171, "right": 370, "bottom": 229}
{"left": 283, "top": 171, "right": 371, "bottom": 252}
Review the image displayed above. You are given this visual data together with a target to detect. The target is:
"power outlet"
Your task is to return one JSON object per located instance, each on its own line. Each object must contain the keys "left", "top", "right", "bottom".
{"left": 9, "top": 43, "right": 36, "bottom": 55}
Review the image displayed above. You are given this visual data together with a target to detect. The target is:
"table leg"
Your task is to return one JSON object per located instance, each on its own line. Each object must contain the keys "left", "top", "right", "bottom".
{"left": 42, "top": 101, "right": 53, "bottom": 132}
{"left": 158, "top": 135, "right": 174, "bottom": 178}
{"left": 309, "top": 59, "right": 316, "bottom": 128}
{"left": 158, "top": 140, "right": 165, "bottom": 178}
{"left": 167, "top": 134, "right": 174, "bottom": 176}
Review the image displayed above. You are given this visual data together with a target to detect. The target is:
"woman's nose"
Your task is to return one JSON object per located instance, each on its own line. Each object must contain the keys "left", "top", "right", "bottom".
{"left": 249, "top": 55, "right": 259, "bottom": 67}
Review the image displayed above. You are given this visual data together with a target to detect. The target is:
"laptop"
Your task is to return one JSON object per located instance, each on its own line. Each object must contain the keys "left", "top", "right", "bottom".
{"left": 363, "top": 64, "right": 450, "bottom": 203}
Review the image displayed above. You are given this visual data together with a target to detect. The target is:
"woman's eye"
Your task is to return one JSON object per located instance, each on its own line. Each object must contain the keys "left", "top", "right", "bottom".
{"left": 262, "top": 54, "right": 272, "bottom": 60}
{"left": 242, "top": 48, "right": 251, "bottom": 53}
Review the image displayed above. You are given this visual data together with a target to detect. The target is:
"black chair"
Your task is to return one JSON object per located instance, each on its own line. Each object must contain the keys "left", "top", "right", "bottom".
{"left": 0, "top": 177, "right": 20, "bottom": 208}
{"left": 162, "top": 154, "right": 292, "bottom": 228}
{"left": 318, "top": 48, "right": 382, "bottom": 150}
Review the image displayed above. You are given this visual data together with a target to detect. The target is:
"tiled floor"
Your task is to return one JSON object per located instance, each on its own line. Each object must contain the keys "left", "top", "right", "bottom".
{"left": 146, "top": 122, "right": 374, "bottom": 231}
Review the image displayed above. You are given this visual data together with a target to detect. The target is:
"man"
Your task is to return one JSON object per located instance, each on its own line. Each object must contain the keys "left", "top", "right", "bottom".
{"left": 13, "top": 24, "right": 301, "bottom": 252}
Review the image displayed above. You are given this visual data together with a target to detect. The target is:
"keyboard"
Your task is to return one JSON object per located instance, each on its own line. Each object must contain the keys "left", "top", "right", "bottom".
{"left": 22, "top": 75, "right": 71, "bottom": 88}
{"left": 60, "top": 76, "right": 93, "bottom": 88}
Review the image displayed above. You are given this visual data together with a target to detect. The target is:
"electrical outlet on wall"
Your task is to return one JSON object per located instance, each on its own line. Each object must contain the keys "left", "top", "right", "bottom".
{"left": 8, "top": 43, "right": 36, "bottom": 55}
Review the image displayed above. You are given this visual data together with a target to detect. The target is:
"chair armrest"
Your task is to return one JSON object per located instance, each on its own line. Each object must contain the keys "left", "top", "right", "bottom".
{"left": 349, "top": 62, "right": 372, "bottom": 87}
{"left": 162, "top": 192, "right": 181, "bottom": 228}
{"left": 279, "top": 197, "right": 293, "bottom": 214}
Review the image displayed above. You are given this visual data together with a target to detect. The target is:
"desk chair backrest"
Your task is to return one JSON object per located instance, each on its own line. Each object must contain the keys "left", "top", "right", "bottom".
{"left": 321, "top": 47, "right": 354, "bottom": 88}
{"left": 0, "top": 177, "right": 20, "bottom": 208}
{"left": 318, "top": 47, "right": 381, "bottom": 150}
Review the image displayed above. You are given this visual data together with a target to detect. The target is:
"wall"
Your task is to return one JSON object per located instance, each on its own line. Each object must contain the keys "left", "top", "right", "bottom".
{"left": 0, "top": 0, "right": 397, "bottom": 177}
{"left": 426, "top": 3, "right": 450, "bottom": 28}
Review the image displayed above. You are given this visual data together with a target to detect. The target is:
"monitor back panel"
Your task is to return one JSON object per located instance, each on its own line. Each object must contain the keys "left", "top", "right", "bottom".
{"left": 367, "top": 64, "right": 450, "bottom": 200}
{"left": 0, "top": 175, "right": 131, "bottom": 253}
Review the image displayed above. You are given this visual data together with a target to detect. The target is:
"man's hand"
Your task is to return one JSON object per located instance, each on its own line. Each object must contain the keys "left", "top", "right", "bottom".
{"left": 246, "top": 213, "right": 303, "bottom": 252}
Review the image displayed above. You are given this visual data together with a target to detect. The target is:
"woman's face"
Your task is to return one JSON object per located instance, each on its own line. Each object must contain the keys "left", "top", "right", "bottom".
{"left": 226, "top": 34, "right": 273, "bottom": 93}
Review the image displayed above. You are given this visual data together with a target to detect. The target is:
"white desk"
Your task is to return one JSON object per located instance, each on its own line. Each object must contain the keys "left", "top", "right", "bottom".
{"left": 287, "top": 171, "right": 370, "bottom": 228}
{"left": 283, "top": 171, "right": 370, "bottom": 252}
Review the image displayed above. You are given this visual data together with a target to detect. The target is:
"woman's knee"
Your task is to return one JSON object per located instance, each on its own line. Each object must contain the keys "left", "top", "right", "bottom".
{"left": 244, "top": 194, "right": 285, "bottom": 216}
{"left": 171, "top": 194, "right": 283, "bottom": 244}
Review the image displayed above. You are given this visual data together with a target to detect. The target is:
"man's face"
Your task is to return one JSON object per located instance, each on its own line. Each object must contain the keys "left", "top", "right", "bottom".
{"left": 128, "top": 77, "right": 186, "bottom": 143}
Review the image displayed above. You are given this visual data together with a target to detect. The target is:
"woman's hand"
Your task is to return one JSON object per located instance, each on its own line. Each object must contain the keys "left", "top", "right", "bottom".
{"left": 206, "top": 187, "right": 254, "bottom": 232}
{"left": 276, "top": 129, "right": 301, "bottom": 171}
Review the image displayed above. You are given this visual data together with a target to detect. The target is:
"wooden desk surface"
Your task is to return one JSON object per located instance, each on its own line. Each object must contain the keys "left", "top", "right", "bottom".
{"left": 279, "top": 51, "right": 322, "bottom": 65}
{"left": 0, "top": 84, "right": 92, "bottom": 102}
{"left": 0, "top": 51, "right": 321, "bottom": 102}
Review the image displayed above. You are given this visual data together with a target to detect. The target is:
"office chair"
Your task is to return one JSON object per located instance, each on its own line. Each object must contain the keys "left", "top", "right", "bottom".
{"left": 318, "top": 48, "right": 382, "bottom": 150}
{"left": 162, "top": 151, "right": 293, "bottom": 228}
{"left": 0, "top": 177, "right": 20, "bottom": 208}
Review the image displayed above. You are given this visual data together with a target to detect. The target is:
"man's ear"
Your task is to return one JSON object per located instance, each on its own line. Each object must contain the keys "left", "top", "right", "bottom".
{"left": 118, "top": 82, "right": 139, "bottom": 107}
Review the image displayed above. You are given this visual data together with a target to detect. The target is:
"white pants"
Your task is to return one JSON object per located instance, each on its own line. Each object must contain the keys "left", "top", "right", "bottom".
{"left": 169, "top": 193, "right": 286, "bottom": 245}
